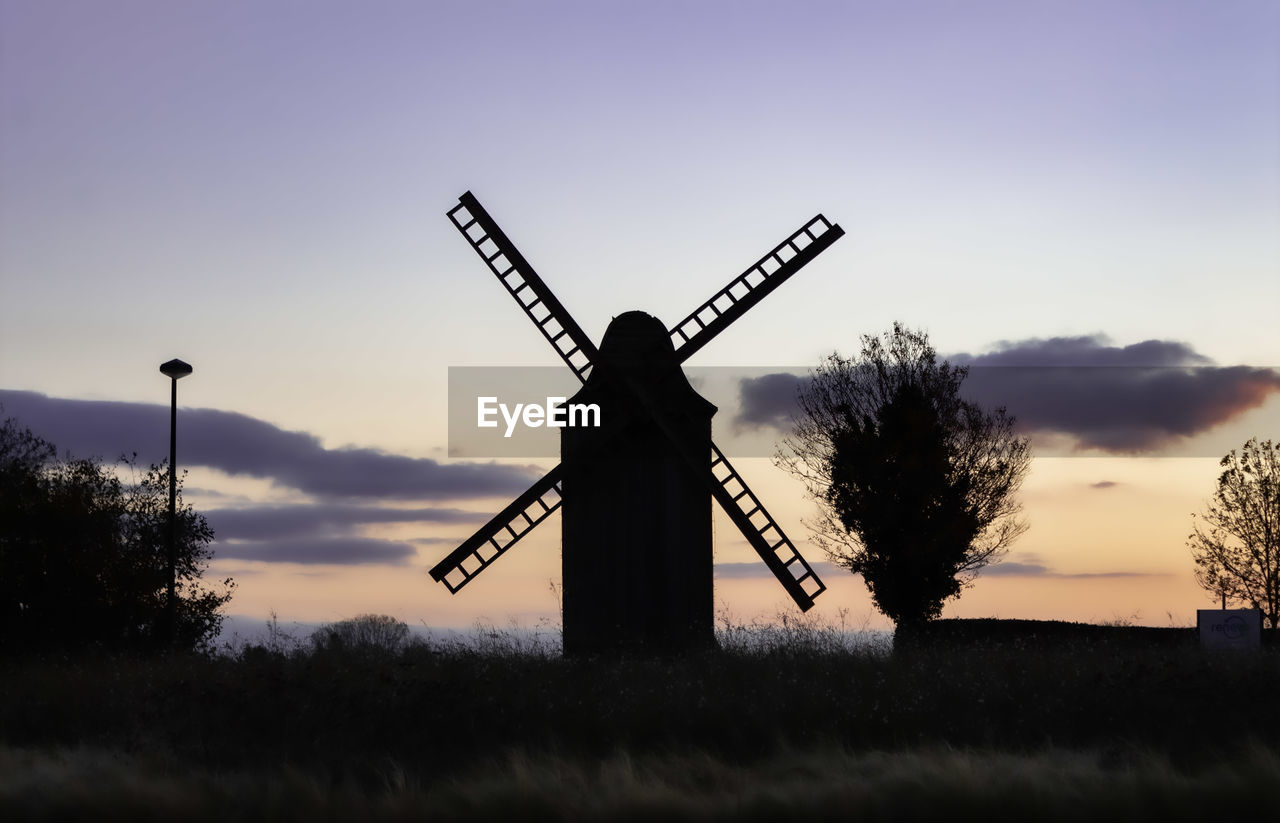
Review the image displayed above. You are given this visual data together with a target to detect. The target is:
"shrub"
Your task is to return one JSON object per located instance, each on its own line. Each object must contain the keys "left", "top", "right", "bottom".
{"left": 310, "top": 614, "right": 410, "bottom": 654}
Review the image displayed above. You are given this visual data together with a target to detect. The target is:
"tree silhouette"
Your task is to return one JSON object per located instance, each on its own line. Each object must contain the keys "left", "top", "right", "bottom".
{"left": 778, "top": 324, "right": 1031, "bottom": 640}
{"left": 311, "top": 613, "right": 411, "bottom": 654}
{"left": 0, "top": 416, "right": 234, "bottom": 655}
{"left": 1188, "top": 437, "right": 1279, "bottom": 628}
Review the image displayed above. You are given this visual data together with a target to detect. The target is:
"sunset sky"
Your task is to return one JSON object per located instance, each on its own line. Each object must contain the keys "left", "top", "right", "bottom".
{"left": 2, "top": 1, "right": 1277, "bottom": 638}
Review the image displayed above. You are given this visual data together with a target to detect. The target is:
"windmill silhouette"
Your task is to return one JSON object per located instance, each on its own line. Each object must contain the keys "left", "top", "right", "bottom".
{"left": 430, "top": 192, "right": 845, "bottom": 654}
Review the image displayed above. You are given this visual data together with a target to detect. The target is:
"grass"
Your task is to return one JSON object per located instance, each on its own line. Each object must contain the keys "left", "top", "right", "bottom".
{"left": 2, "top": 616, "right": 1278, "bottom": 817}
{"left": 4, "top": 744, "right": 1279, "bottom": 821}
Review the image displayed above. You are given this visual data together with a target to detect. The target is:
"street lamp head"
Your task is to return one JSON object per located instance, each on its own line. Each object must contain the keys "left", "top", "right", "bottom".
{"left": 160, "top": 358, "right": 193, "bottom": 380}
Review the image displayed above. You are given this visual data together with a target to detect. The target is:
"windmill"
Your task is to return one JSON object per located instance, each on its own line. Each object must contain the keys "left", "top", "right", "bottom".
{"left": 430, "top": 191, "right": 845, "bottom": 654}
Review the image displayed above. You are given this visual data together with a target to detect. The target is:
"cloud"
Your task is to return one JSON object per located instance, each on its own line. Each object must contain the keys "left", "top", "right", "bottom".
{"left": 213, "top": 537, "right": 417, "bottom": 565}
{"left": 205, "top": 503, "right": 484, "bottom": 541}
{"left": 960, "top": 369, "right": 1280, "bottom": 454}
{"left": 0, "top": 390, "right": 540, "bottom": 500}
{"left": 183, "top": 487, "right": 248, "bottom": 500}
{"left": 1089, "top": 481, "right": 1119, "bottom": 489}
{"left": 949, "top": 334, "right": 1213, "bottom": 367}
{"left": 716, "top": 554, "right": 1161, "bottom": 581}
{"left": 981, "top": 553, "right": 1166, "bottom": 579}
{"left": 954, "top": 335, "right": 1279, "bottom": 452}
{"left": 735, "top": 372, "right": 806, "bottom": 430}
{"left": 715, "top": 561, "right": 843, "bottom": 580}
{"left": 733, "top": 336, "right": 1280, "bottom": 454}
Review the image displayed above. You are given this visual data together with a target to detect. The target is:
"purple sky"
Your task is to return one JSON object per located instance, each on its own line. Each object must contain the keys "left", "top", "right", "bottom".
{"left": 1, "top": 1, "right": 1276, "bottom": 628}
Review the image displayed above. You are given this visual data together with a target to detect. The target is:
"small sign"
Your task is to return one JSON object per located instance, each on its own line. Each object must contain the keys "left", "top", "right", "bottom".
{"left": 1197, "top": 609, "right": 1262, "bottom": 651}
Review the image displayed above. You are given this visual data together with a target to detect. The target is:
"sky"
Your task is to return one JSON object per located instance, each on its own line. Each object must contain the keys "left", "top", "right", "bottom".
{"left": 1, "top": 0, "right": 1277, "bottom": 636}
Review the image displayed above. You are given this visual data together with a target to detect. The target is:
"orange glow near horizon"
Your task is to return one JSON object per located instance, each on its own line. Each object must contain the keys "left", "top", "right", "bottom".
{"left": 204, "top": 456, "right": 1231, "bottom": 632}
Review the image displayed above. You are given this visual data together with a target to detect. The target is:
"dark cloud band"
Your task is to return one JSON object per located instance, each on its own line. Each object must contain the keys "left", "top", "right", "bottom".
{"left": 950, "top": 335, "right": 1213, "bottom": 367}
{"left": 212, "top": 537, "right": 418, "bottom": 566}
{"left": 733, "top": 336, "right": 1279, "bottom": 454}
{"left": 715, "top": 561, "right": 843, "bottom": 580}
{"left": 979, "top": 561, "right": 1163, "bottom": 579}
{"left": 0, "top": 390, "right": 540, "bottom": 500}
{"left": 960, "top": 364, "right": 1280, "bottom": 452}
{"left": 205, "top": 503, "right": 485, "bottom": 541}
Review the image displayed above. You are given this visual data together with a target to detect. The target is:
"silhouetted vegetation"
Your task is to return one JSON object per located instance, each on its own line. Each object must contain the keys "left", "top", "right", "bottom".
{"left": 1, "top": 615, "right": 1276, "bottom": 817}
{"left": 1188, "top": 437, "right": 1280, "bottom": 627}
{"left": 912, "top": 617, "right": 1201, "bottom": 649}
{"left": 0, "top": 616, "right": 1275, "bottom": 765}
{"left": 310, "top": 613, "right": 411, "bottom": 654}
{"left": 5, "top": 744, "right": 1278, "bottom": 821}
{"left": 779, "top": 324, "right": 1031, "bottom": 640}
{"left": 0, "top": 416, "right": 233, "bottom": 656}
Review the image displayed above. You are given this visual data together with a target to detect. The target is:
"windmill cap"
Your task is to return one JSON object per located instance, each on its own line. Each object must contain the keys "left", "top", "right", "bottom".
{"left": 598, "top": 311, "right": 675, "bottom": 363}
{"left": 572, "top": 310, "right": 716, "bottom": 417}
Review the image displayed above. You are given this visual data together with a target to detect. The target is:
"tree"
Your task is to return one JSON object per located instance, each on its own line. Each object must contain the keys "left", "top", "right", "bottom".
{"left": 1188, "top": 437, "right": 1280, "bottom": 629}
{"left": 0, "top": 416, "right": 234, "bottom": 655}
{"left": 310, "top": 613, "right": 411, "bottom": 654}
{"left": 777, "top": 324, "right": 1031, "bottom": 637}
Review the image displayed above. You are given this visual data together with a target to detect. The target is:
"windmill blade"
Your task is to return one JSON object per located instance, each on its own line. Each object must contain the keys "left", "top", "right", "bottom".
{"left": 669, "top": 215, "right": 844, "bottom": 362}
{"left": 708, "top": 443, "right": 826, "bottom": 611}
{"left": 429, "top": 466, "right": 563, "bottom": 593}
{"left": 448, "top": 192, "right": 598, "bottom": 382}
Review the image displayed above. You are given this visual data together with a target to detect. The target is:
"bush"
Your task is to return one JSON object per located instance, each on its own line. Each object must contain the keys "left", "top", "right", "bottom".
{"left": 310, "top": 614, "right": 410, "bottom": 654}
{"left": 0, "top": 416, "right": 233, "bottom": 656}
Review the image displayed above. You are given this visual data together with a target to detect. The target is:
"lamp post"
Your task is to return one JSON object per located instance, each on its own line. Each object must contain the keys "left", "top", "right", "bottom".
{"left": 159, "top": 358, "right": 192, "bottom": 650}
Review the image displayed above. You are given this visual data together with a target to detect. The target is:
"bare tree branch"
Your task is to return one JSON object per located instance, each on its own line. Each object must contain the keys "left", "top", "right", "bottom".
{"left": 1188, "top": 438, "right": 1280, "bottom": 628}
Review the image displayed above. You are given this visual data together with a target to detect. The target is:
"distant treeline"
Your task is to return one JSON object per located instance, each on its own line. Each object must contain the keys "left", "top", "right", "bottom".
{"left": 914, "top": 618, "right": 1277, "bottom": 649}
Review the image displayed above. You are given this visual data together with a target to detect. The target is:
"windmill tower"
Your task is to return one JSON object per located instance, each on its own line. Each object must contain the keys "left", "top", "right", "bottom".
{"left": 429, "top": 192, "right": 845, "bottom": 654}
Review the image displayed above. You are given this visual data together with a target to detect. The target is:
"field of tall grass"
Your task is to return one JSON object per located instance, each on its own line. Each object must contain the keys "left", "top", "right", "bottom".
{"left": 6, "top": 743, "right": 1279, "bottom": 821}
{"left": 2, "top": 614, "right": 1277, "bottom": 819}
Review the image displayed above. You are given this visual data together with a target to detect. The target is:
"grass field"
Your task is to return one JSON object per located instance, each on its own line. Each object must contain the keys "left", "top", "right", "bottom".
{"left": 2, "top": 617, "right": 1277, "bottom": 819}
{"left": 5, "top": 743, "right": 1279, "bottom": 821}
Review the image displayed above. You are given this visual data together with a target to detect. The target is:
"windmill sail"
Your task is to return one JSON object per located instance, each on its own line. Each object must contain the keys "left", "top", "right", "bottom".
{"left": 428, "top": 467, "right": 564, "bottom": 593}
{"left": 670, "top": 215, "right": 844, "bottom": 362}
{"left": 432, "top": 191, "right": 843, "bottom": 627}
{"left": 448, "top": 192, "right": 598, "bottom": 381}
{"left": 708, "top": 444, "right": 825, "bottom": 610}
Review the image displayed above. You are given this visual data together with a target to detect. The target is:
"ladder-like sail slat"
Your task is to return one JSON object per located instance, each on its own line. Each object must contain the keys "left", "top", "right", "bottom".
{"left": 428, "top": 467, "right": 564, "bottom": 594}
{"left": 708, "top": 444, "right": 826, "bottom": 610}
{"left": 671, "top": 216, "right": 844, "bottom": 362}
{"left": 448, "top": 192, "right": 598, "bottom": 382}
